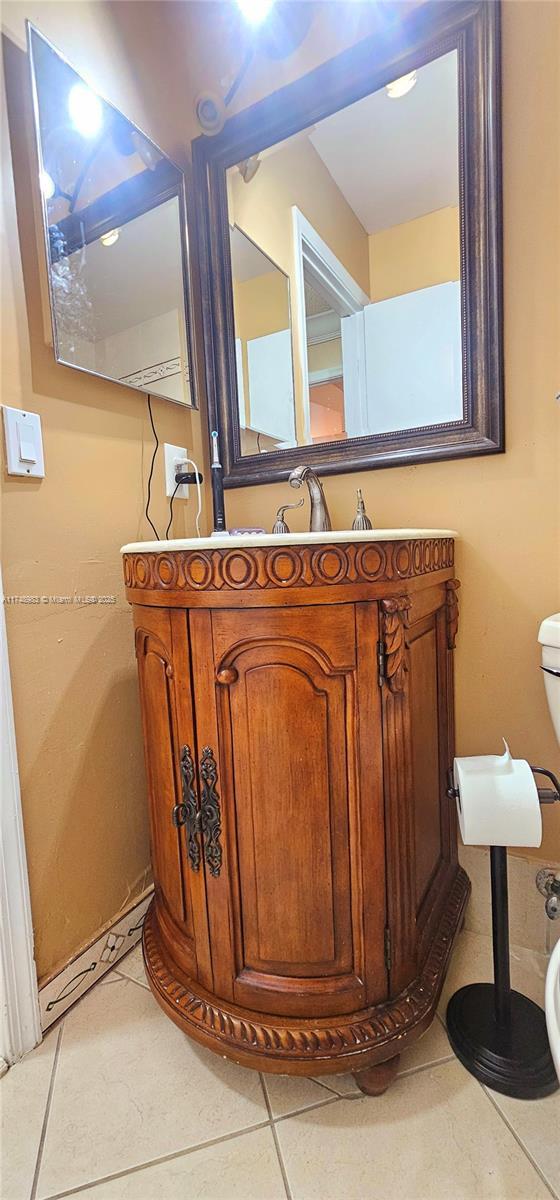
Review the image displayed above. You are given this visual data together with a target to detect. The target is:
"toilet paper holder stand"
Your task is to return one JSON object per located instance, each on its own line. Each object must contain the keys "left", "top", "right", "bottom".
{"left": 446, "top": 763, "right": 560, "bottom": 807}
{"left": 445, "top": 762, "right": 559, "bottom": 1100}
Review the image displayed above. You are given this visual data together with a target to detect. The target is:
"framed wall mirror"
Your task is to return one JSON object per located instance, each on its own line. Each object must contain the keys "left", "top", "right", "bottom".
{"left": 28, "top": 23, "right": 196, "bottom": 406}
{"left": 194, "top": 0, "right": 502, "bottom": 486}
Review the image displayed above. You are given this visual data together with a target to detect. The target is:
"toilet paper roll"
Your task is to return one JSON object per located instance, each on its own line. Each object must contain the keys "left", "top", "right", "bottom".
{"left": 454, "top": 740, "right": 542, "bottom": 848}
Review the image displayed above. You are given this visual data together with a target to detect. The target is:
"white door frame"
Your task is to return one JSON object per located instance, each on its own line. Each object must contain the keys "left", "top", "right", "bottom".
{"left": 291, "top": 207, "right": 369, "bottom": 442}
{"left": 0, "top": 564, "right": 41, "bottom": 1066}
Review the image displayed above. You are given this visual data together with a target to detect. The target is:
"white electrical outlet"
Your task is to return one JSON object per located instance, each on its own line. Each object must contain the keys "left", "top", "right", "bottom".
{"left": 164, "top": 443, "right": 189, "bottom": 500}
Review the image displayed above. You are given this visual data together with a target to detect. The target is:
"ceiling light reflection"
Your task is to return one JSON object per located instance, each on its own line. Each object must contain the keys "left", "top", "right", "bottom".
{"left": 385, "top": 71, "right": 417, "bottom": 100}
{"left": 68, "top": 82, "right": 103, "bottom": 138}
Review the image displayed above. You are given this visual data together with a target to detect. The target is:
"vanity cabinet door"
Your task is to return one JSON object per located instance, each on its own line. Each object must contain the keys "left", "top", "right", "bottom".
{"left": 133, "top": 606, "right": 212, "bottom": 988}
{"left": 381, "top": 590, "right": 457, "bottom": 994}
{"left": 408, "top": 602, "right": 457, "bottom": 962}
{"left": 188, "top": 602, "right": 387, "bottom": 1018}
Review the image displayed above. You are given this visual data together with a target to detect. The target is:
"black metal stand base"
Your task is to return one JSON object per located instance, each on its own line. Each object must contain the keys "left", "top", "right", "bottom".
{"left": 447, "top": 983, "right": 558, "bottom": 1099}
{"left": 446, "top": 846, "right": 558, "bottom": 1100}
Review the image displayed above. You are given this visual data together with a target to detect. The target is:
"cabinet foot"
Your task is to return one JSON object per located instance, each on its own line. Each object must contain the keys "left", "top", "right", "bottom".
{"left": 354, "top": 1055, "right": 400, "bottom": 1096}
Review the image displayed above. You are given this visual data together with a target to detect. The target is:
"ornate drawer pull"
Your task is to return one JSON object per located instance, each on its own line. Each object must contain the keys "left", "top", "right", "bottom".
{"left": 174, "top": 745, "right": 202, "bottom": 872}
{"left": 200, "top": 746, "right": 222, "bottom": 877}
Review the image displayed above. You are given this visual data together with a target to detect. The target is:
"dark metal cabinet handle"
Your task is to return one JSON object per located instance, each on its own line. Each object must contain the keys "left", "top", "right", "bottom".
{"left": 200, "top": 746, "right": 223, "bottom": 877}
{"left": 173, "top": 745, "right": 202, "bottom": 871}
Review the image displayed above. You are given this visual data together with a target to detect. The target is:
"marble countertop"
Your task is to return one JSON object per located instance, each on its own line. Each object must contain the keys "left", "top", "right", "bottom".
{"left": 121, "top": 529, "right": 458, "bottom": 555}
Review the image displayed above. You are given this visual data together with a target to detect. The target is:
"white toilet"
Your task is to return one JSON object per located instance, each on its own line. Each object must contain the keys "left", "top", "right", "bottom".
{"left": 538, "top": 613, "right": 560, "bottom": 1082}
{"left": 539, "top": 613, "right": 560, "bottom": 743}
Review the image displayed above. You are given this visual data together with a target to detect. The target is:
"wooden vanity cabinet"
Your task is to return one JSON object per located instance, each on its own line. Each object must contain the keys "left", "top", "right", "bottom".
{"left": 124, "top": 537, "right": 469, "bottom": 1095}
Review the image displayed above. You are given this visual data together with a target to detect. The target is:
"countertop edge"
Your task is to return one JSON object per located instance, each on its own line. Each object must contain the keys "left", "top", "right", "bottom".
{"left": 121, "top": 529, "right": 459, "bottom": 555}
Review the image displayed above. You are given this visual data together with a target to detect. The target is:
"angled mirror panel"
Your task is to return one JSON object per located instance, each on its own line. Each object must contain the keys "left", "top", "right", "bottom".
{"left": 28, "top": 23, "right": 196, "bottom": 407}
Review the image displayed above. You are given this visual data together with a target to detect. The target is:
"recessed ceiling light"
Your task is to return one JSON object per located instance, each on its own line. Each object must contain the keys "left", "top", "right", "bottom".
{"left": 100, "top": 228, "right": 120, "bottom": 247}
{"left": 68, "top": 82, "right": 103, "bottom": 138}
{"left": 385, "top": 70, "right": 417, "bottom": 100}
{"left": 236, "top": 0, "right": 274, "bottom": 27}
{"left": 40, "top": 170, "right": 55, "bottom": 200}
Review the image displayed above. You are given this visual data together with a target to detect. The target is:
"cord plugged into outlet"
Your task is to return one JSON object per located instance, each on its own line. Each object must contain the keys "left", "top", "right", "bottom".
{"left": 164, "top": 443, "right": 189, "bottom": 499}
{"left": 165, "top": 454, "right": 204, "bottom": 540}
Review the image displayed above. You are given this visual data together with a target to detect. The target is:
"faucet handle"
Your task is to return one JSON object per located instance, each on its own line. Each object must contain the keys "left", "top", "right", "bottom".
{"left": 272, "top": 498, "right": 304, "bottom": 534}
{"left": 352, "top": 488, "right": 373, "bottom": 531}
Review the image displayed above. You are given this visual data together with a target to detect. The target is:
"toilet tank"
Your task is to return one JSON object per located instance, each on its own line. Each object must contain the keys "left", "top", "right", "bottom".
{"left": 539, "top": 613, "right": 560, "bottom": 745}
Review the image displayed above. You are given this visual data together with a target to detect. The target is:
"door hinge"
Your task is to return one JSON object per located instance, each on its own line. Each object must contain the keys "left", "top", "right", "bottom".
{"left": 384, "top": 927, "right": 392, "bottom": 973}
{"left": 377, "top": 639, "right": 386, "bottom": 687}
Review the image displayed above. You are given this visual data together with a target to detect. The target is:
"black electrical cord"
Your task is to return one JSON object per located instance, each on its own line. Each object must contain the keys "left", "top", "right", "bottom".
{"left": 145, "top": 394, "right": 160, "bottom": 540}
{"left": 165, "top": 480, "right": 181, "bottom": 540}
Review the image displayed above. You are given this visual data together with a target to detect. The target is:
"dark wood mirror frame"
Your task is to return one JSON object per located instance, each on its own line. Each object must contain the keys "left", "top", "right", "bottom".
{"left": 193, "top": 0, "right": 503, "bottom": 489}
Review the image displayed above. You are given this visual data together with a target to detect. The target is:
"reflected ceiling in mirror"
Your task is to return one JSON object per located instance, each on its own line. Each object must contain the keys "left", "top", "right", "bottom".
{"left": 28, "top": 24, "right": 194, "bottom": 406}
{"left": 227, "top": 50, "right": 461, "bottom": 454}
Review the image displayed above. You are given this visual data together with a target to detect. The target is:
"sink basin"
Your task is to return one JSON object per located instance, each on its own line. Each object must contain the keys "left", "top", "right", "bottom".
{"left": 121, "top": 528, "right": 457, "bottom": 554}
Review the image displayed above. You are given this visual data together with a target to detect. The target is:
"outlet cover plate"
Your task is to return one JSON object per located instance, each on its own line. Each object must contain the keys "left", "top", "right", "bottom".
{"left": 164, "top": 443, "right": 189, "bottom": 499}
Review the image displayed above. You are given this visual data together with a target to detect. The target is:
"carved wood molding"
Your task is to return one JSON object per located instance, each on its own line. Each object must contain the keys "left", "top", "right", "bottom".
{"left": 134, "top": 627, "right": 174, "bottom": 677}
{"left": 445, "top": 579, "right": 461, "bottom": 649}
{"left": 381, "top": 597, "right": 411, "bottom": 694}
{"left": 143, "top": 867, "right": 470, "bottom": 1066}
{"left": 123, "top": 538, "right": 454, "bottom": 596}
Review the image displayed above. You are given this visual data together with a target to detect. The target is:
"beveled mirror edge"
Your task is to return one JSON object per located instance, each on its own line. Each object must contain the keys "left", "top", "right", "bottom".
{"left": 193, "top": 0, "right": 503, "bottom": 488}
{"left": 26, "top": 20, "right": 199, "bottom": 410}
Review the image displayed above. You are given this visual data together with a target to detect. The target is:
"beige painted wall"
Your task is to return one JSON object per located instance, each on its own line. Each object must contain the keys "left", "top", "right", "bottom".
{"left": 224, "top": 1, "right": 560, "bottom": 861}
{"left": 369, "top": 206, "right": 460, "bottom": 302}
{"left": 229, "top": 140, "right": 370, "bottom": 293}
{"left": 1, "top": 1, "right": 208, "bottom": 979}
{"left": 233, "top": 269, "right": 290, "bottom": 430}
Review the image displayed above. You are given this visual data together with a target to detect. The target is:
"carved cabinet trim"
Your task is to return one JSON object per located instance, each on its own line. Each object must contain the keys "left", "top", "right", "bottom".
{"left": 445, "top": 579, "right": 461, "bottom": 649}
{"left": 123, "top": 537, "right": 454, "bottom": 600}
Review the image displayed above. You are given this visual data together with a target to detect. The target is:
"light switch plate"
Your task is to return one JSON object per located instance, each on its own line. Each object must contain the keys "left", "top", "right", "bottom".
{"left": 2, "top": 406, "right": 45, "bottom": 477}
{"left": 164, "top": 443, "right": 189, "bottom": 499}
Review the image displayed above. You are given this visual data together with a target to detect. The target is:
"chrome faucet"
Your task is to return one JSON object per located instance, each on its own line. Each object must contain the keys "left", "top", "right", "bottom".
{"left": 288, "top": 465, "right": 332, "bottom": 532}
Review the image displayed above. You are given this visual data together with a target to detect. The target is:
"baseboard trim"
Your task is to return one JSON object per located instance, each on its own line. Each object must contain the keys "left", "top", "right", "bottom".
{"left": 38, "top": 888, "right": 153, "bottom": 1032}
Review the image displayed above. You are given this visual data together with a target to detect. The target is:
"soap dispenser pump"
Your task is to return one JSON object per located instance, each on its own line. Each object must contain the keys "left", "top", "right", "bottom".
{"left": 352, "top": 489, "right": 373, "bottom": 531}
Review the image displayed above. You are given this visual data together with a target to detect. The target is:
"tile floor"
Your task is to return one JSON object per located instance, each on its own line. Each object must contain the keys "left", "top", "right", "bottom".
{"left": 1, "top": 930, "right": 558, "bottom": 1200}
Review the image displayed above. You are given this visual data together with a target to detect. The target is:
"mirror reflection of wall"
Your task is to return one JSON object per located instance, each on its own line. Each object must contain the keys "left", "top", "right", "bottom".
{"left": 229, "top": 225, "right": 295, "bottom": 453}
{"left": 29, "top": 24, "right": 193, "bottom": 406}
{"left": 226, "top": 49, "right": 460, "bottom": 455}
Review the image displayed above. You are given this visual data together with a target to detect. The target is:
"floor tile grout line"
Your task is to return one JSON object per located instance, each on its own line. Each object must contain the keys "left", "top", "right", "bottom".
{"left": 274, "top": 1093, "right": 341, "bottom": 1124}
{"left": 259, "top": 1074, "right": 293, "bottom": 1200}
{"left": 310, "top": 1076, "right": 353, "bottom": 1099}
{"left": 259, "top": 1072, "right": 274, "bottom": 1120}
{"left": 111, "top": 967, "right": 150, "bottom": 991}
{"left": 38, "top": 1119, "right": 273, "bottom": 1200}
{"left": 29, "top": 1022, "right": 64, "bottom": 1200}
{"left": 270, "top": 1121, "right": 293, "bottom": 1200}
{"left": 398, "top": 1053, "right": 455, "bottom": 1080}
{"left": 481, "top": 1085, "right": 560, "bottom": 1200}
{"left": 312, "top": 1041, "right": 458, "bottom": 1099}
